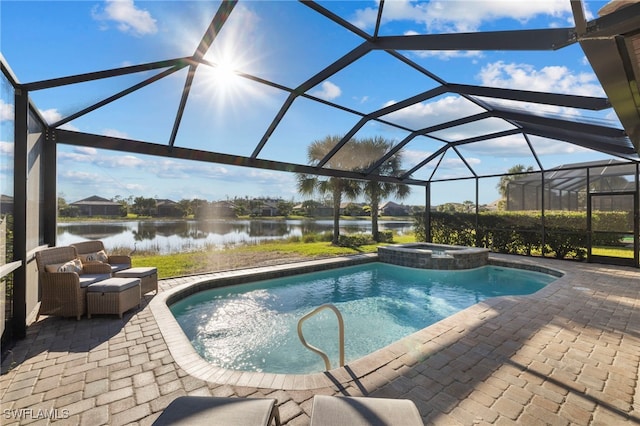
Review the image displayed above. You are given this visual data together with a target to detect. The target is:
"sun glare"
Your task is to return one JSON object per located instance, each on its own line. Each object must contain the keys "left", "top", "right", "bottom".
{"left": 195, "top": 57, "right": 249, "bottom": 110}
{"left": 195, "top": 51, "right": 271, "bottom": 116}
{"left": 211, "top": 60, "right": 241, "bottom": 87}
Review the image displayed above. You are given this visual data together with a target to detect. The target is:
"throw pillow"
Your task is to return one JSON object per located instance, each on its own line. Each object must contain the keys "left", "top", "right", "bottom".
{"left": 57, "top": 259, "right": 83, "bottom": 273}
{"left": 83, "top": 250, "right": 109, "bottom": 263}
{"left": 45, "top": 263, "right": 63, "bottom": 273}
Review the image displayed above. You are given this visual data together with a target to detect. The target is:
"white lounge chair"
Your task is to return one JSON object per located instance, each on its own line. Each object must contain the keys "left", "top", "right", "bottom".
{"left": 310, "top": 395, "right": 423, "bottom": 426}
{"left": 153, "top": 396, "right": 281, "bottom": 426}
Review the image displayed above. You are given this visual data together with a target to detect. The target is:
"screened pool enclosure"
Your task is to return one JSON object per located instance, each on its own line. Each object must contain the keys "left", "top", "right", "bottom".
{"left": 2, "top": 0, "right": 640, "bottom": 341}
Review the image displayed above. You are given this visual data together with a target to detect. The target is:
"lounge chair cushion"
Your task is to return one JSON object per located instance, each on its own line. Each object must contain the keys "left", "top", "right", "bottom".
{"left": 153, "top": 396, "right": 280, "bottom": 426}
{"left": 87, "top": 277, "right": 140, "bottom": 293}
{"left": 110, "top": 263, "right": 131, "bottom": 273}
{"left": 310, "top": 395, "right": 423, "bottom": 426}
{"left": 114, "top": 267, "right": 156, "bottom": 278}
{"left": 78, "top": 273, "right": 112, "bottom": 288}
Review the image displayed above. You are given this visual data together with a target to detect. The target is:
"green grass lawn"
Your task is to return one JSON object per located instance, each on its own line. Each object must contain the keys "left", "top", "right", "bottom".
{"left": 132, "top": 251, "right": 211, "bottom": 278}
{"left": 131, "top": 234, "right": 636, "bottom": 278}
{"left": 591, "top": 246, "right": 636, "bottom": 258}
{"left": 132, "top": 233, "right": 417, "bottom": 278}
{"left": 239, "top": 234, "right": 416, "bottom": 256}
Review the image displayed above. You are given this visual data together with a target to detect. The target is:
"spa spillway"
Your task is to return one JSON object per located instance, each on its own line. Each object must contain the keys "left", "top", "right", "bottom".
{"left": 378, "top": 243, "right": 490, "bottom": 269}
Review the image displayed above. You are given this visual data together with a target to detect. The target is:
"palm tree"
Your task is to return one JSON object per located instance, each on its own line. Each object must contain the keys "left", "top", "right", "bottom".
{"left": 297, "top": 135, "right": 361, "bottom": 245}
{"left": 497, "top": 164, "right": 534, "bottom": 210}
{"left": 462, "top": 200, "right": 475, "bottom": 213}
{"left": 357, "top": 137, "right": 411, "bottom": 241}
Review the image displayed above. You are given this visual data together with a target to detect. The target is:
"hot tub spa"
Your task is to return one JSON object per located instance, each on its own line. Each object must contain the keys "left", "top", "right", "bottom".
{"left": 378, "top": 243, "right": 490, "bottom": 269}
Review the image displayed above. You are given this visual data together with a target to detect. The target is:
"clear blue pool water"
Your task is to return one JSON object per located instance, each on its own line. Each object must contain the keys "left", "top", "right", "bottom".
{"left": 171, "top": 263, "right": 556, "bottom": 374}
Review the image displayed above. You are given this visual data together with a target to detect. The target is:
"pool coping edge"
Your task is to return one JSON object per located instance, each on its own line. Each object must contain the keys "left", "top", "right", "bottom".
{"left": 150, "top": 253, "right": 566, "bottom": 391}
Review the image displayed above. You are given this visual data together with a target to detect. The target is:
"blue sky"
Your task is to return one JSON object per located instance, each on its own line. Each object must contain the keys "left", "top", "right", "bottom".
{"left": 0, "top": 0, "right": 627, "bottom": 206}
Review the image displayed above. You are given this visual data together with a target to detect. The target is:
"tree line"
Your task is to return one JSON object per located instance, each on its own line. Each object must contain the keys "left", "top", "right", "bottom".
{"left": 57, "top": 195, "right": 297, "bottom": 218}
{"left": 58, "top": 135, "right": 412, "bottom": 246}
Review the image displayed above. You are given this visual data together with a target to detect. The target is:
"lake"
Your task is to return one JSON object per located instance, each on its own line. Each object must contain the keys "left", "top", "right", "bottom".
{"left": 56, "top": 219, "right": 414, "bottom": 254}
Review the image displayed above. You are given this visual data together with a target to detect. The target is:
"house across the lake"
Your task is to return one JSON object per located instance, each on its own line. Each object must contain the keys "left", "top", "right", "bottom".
{"left": 154, "top": 199, "right": 182, "bottom": 218}
{"left": 196, "top": 201, "right": 237, "bottom": 219}
{"left": 379, "top": 201, "right": 410, "bottom": 216}
{"left": 340, "top": 202, "right": 367, "bottom": 216}
{"left": 0, "top": 194, "right": 13, "bottom": 216}
{"left": 71, "top": 195, "right": 123, "bottom": 217}
{"left": 293, "top": 202, "right": 333, "bottom": 217}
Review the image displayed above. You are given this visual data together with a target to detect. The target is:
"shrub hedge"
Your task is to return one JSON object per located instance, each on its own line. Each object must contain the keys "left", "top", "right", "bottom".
{"left": 337, "top": 230, "right": 394, "bottom": 248}
{"left": 414, "top": 210, "right": 630, "bottom": 260}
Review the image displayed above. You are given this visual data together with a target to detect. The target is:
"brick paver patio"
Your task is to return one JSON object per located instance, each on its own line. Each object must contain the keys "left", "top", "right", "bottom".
{"left": 1, "top": 254, "right": 639, "bottom": 425}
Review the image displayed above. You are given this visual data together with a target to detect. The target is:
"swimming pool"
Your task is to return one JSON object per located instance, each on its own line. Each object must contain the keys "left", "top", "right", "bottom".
{"left": 170, "top": 262, "right": 556, "bottom": 374}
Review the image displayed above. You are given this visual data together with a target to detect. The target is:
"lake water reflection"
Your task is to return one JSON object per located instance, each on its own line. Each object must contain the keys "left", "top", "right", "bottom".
{"left": 56, "top": 219, "right": 413, "bottom": 254}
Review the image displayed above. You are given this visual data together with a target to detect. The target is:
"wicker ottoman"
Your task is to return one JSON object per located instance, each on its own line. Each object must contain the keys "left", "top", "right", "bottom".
{"left": 115, "top": 267, "right": 158, "bottom": 295}
{"left": 87, "top": 277, "right": 141, "bottom": 319}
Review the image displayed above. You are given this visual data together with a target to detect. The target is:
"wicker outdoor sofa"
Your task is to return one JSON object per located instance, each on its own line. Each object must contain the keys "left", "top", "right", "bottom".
{"left": 71, "top": 240, "right": 157, "bottom": 295}
{"left": 35, "top": 246, "right": 114, "bottom": 320}
{"left": 35, "top": 245, "right": 146, "bottom": 320}
{"left": 70, "top": 240, "right": 131, "bottom": 273}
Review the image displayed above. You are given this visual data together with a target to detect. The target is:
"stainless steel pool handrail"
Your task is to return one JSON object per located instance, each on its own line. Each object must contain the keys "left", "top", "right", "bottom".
{"left": 297, "top": 303, "right": 345, "bottom": 371}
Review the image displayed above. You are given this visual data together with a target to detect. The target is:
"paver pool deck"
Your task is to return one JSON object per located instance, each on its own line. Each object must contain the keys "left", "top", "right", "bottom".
{"left": 1, "top": 254, "right": 639, "bottom": 425}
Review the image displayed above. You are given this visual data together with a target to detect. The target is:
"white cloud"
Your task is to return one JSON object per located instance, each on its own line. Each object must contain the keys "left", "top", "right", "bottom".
{"left": 0, "top": 100, "right": 14, "bottom": 122}
{"left": 0, "top": 141, "right": 14, "bottom": 188}
{"left": 58, "top": 151, "right": 89, "bottom": 163}
{"left": 309, "top": 81, "right": 342, "bottom": 101}
{"left": 103, "top": 155, "right": 145, "bottom": 168}
{"left": 103, "top": 128, "right": 130, "bottom": 139}
{"left": 527, "top": 137, "right": 590, "bottom": 155}
{"left": 475, "top": 61, "right": 608, "bottom": 120}
{"left": 59, "top": 170, "right": 145, "bottom": 197}
{"left": 442, "top": 156, "right": 480, "bottom": 168}
{"left": 401, "top": 148, "right": 483, "bottom": 174}
{"left": 403, "top": 154, "right": 481, "bottom": 180}
{"left": 0, "top": 141, "right": 14, "bottom": 155}
{"left": 153, "top": 159, "right": 193, "bottom": 179}
{"left": 402, "top": 149, "right": 432, "bottom": 166}
{"left": 379, "top": 58, "right": 611, "bottom": 161}
{"left": 478, "top": 61, "right": 605, "bottom": 97}
{"left": 413, "top": 49, "right": 483, "bottom": 61}
{"left": 59, "top": 170, "right": 105, "bottom": 185}
{"left": 56, "top": 143, "right": 299, "bottom": 201}
{"left": 38, "top": 109, "right": 62, "bottom": 125}
{"left": 458, "top": 134, "right": 531, "bottom": 156}
{"left": 121, "top": 182, "right": 146, "bottom": 192}
{"left": 351, "top": 4, "right": 380, "bottom": 30}
{"left": 385, "top": 136, "right": 588, "bottom": 173}
{"left": 382, "top": 95, "right": 485, "bottom": 130}
{"left": 451, "top": 128, "right": 590, "bottom": 157}
{"left": 152, "top": 159, "right": 293, "bottom": 190}
{"left": 151, "top": 158, "right": 230, "bottom": 180}
{"left": 352, "top": 0, "right": 573, "bottom": 33}
{"left": 93, "top": 0, "right": 158, "bottom": 36}
{"left": 402, "top": 29, "right": 484, "bottom": 60}
{"left": 74, "top": 146, "right": 98, "bottom": 156}
{"left": 38, "top": 108, "right": 80, "bottom": 131}
{"left": 246, "top": 169, "right": 284, "bottom": 182}
{"left": 58, "top": 147, "right": 144, "bottom": 169}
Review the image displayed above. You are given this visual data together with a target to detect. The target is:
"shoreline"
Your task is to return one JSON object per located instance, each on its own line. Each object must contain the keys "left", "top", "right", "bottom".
{"left": 56, "top": 215, "right": 414, "bottom": 223}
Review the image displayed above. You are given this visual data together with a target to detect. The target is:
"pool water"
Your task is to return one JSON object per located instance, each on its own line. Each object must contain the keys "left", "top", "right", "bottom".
{"left": 171, "top": 263, "right": 556, "bottom": 374}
